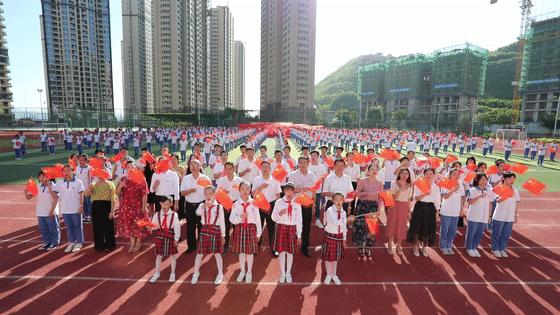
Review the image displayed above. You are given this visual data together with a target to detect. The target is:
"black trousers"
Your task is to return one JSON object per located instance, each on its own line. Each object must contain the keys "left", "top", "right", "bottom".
{"left": 349, "top": 182, "right": 358, "bottom": 215}
{"left": 185, "top": 201, "right": 202, "bottom": 250}
{"left": 155, "top": 194, "right": 176, "bottom": 212}
{"left": 178, "top": 195, "right": 186, "bottom": 220}
{"left": 301, "top": 206, "right": 313, "bottom": 252}
{"left": 92, "top": 200, "right": 115, "bottom": 250}
{"left": 223, "top": 210, "right": 233, "bottom": 250}
{"left": 259, "top": 201, "right": 276, "bottom": 248}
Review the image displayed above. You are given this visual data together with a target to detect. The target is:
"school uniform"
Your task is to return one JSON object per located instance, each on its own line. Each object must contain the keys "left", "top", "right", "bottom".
{"left": 252, "top": 175, "right": 282, "bottom": 248}
{"left": 196, "top": 202, "right": 226, "bottom": 254}
{"left": 321, "top": 205, "right": 347, "bottom": 262}
{"left": 36, "top": 183, "right": 61, "bottom": 248}
{"left": 465, "top": 187, "right": 495, "bottom": 251}
{"left": 271, "top": 198, "right": 303, "bottom": 254}
{"left": 181, "top": 173, "right": 211, "bottom": 251}
{"left": 439, "top": 185, "right": 465, "bottom": 251}
{"left": 491, "top": 187, "right": 520, "bottom": 252}
{"left": 53, "top": 177, "right": 85, "bottom": 244}
{"left": 229, "top": 199, "right": 262, "bottom": 254}
{"left": 151, "top": 210, "right": 180, "bottom": 257}
{"left": 289, "top": 170, "right": 316, "bottom": 253}
{"left": 150, "top": 170, "right": 180, "bottom": 212}
{"left": 216, "top": 175, "right": 243, "bottom": 250}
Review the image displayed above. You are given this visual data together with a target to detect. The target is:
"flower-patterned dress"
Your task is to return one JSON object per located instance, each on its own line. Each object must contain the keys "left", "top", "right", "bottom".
{"left": 117, "top": 178, "right": 149, "bottom": 239}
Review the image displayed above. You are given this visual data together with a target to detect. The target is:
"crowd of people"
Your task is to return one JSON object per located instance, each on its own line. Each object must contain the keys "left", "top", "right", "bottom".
{"left": 22, "top": 125, "right": 531, "bottom": 285}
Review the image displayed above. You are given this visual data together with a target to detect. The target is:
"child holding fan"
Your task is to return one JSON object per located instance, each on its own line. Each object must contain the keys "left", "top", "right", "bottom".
{"left": 149, "top": 196, "right": 181, "bottom": 283}
{"left": 192, "top": 186, "right": 226, "bottom": 285}
{"left": 230, "top": 181, "right": 262, "bottom": 283}
{"left": 321, "top": 192, "right": 347, "bottom": 285}
{"left": 491, "top": 172, "right": 520, "bottom": 258}
{"left": 25, "top": 171, "right": 60, "bottom": 251}
{"left": 271, "top": 182, "right": 303, "bottom": 284}
{"left": 465, "top": 174, "right": 495, "bottom": 258}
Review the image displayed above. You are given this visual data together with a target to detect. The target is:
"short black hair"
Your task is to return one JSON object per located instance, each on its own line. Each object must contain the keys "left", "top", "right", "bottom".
{"left": 301, "top": 146, "right": 309, "bottom": 151}
{"left": 334, "top": 158, "right": 345, "bottom": 166}
{"left": 159, "top": 195, "right": 174, "bottom": 203}
{"left": 473, "top": 173, "right": 488, "bottom": 187}
{"left": 503, "top": 172, "right": 516, "bottom": 179}
{"left": 310, "top": 150, "right": 319, "bottom": 155}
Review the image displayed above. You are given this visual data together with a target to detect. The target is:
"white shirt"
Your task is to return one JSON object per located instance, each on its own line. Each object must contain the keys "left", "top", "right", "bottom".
{"left": 229, "top": 198, "right": 263, "bottom": 237}
{"left": 179, "top": 140, "right": 188, "bottom": 151}
{"left": 323, "top": 173, "right": 354, "bottom": 199}
{"left": 216, "top": 175, "right": 243, "bottom": 201}
{"left": 150, "top": 170, "right": 180, "bottom": 197}
{"left": 440, "top": 185, "right": 465, "bottom": 217}
{"left": 180, "top": 173, "right": 211, "bottom": 203}
{"left": 493, "top": 187, "right": 520, "bottom": 222}
{"left": 75, "top": 165, "right": 91, "bottom": 189}
{"left": 467, "top": 187, "right": 495, "bottom": 223}
{"left": 252, "top": 175, "right": 282, "bottom": 202}
{"left": 344, "top": 163, "right": 361, "bottom": 182}
{"left": 383, "top": 160, "right": 399, "bottom": 182}
{"left": 208, "top": 154, "right": 220, "bottom": 167}
{"left": 272, "top": 198, "right": 303, "bottom": 238}
{"left": 212, "top": 163, "right": 226, "bottom": 179}
{"left": 288, "top": 170, "right": 316, "bottom": 198}
{"left": 324, "top": 205, "right": 348, "bottom": 239}
{"left": 196, "top": 201, "right": 226, "bottom": 236}
{"left": 415, "top": 182, "right": 441, "bottom": 209}
{"left": 53, "top": 177, "right": 84, "bottom": 214}
{"left": 271, "top": 160, "right": 291, "bottom": 183}
{"left": 151, "top": 210, "right": 180, "bottom": 241}
{"left": 308, "top": 163, "right": 328, "bottom": 193}
{"left": 35, "top": 183, "right": 59, "bottom": 216}
{"left": 238, "top": 159, "right": 261, "bottom": 182}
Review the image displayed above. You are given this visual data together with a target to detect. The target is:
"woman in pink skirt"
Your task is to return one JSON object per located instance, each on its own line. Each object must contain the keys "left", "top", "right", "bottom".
{"left": 386, "top": 168, "right": 413, "bottom": 255}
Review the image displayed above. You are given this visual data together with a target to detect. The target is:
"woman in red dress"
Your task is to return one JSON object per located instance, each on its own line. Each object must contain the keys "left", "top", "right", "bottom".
{"left": 116, "top": 161, "right": 149, "bottom": 253}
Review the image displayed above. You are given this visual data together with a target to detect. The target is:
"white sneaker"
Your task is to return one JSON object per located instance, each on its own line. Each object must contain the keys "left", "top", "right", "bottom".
{"left": 474, "top": 249, "right": 481, "bottom": 257}
{"left": 279, "top": 273, "right": 286, "bottom": 283}
{"left": 64, "top": 243, "right": 75, "bottom": 253}
{"left": 236, "top": 270, "right": 246, "bottom": 283}
{"left": 214, "top": 274, "right": 223, "bottom": 285}
{"left": 324, "top": 275, "right": 332, "bottom": 285}
{"left": 72, "top": 243, "right": 83, "bottom": 252}
{"left": 332, "top": 276, "right": 341, "bottom": 285}
{"left": 500, "top": 250, "right": 509, "bottom": 258}
{"left": 38, "top": 244, "right": 49, "bottom": 251}
{"left": 285, "top": 274, "right": 292, "bottom": 284}
{"left": 493, "top": 250, "right": 502, "bottom": 258}
{"left": 245, "top": 273, "right": 252, "bottom": 283}
{"left": 448, "top": 248, "right": 455, "bottom": 255}
{"left": 413, "top": 247, "right": 420, "bottom": 257}
{"left": 467, "top": 250, "right": 477, "bottom": 257}
{"left": 149, "top": 273, "right": 160, "bottom": 283}
{"left": 422, "top": 247, "right": 429, "bottom": 257}
{"left": 169, "top": 273, "right": 176, "bottom": 282}
{"left": 191, "top": 272, "right": 199, "bottom": 284}
{"left": 314, "top": 219, "right": 324, "bottom": 229}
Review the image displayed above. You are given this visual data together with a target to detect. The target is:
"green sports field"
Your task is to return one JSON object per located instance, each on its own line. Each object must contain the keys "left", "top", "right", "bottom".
{"left": 0, "top": 138, "right": 558, "bottom": 192}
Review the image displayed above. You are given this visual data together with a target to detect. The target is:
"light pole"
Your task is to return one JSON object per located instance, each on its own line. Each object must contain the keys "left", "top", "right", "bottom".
{"left": 470, "top": 100, "right": 477, "bottom": 136}
{"left": 553, "top": 98, "right": 560, "bottom": 137}
{"left": 37, "top": 89, "right": 44, "bottom": 123}
{"left": 436, "top": 103, "right": 441, "bottom": 132}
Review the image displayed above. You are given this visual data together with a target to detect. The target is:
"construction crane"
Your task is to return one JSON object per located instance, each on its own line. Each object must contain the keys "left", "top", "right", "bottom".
{"left": 492, "top": 0, "right": 533, "bottom": 125}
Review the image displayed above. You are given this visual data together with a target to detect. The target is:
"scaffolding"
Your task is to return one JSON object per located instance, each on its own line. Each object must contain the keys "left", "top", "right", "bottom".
{"left": 358, "top": 63, "right": 386, "bottom": 102}
{"left": 485, "top": 57, "right": 516, "bottom": 99}
{"left": 520, "top": 13, "right": 560, "bottom": 92}
{"left": 384, "top": 54, "right": 432, "bottom": 100}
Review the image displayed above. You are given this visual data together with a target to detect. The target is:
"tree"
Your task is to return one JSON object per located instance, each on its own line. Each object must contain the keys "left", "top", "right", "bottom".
{"left": 477, "top": 107, "right": 517, "bottom": 126}
{"left": 366, "top": 106, "right": 383, "bottom": 122}
{"left": 541, "top": 112, "right": 560, "bottom": 130}
{"left": 329, "top": 92, "right": 358, "bottom": 111}
{"left": 391, "top": 109, "right": 407, "bottom": 122}
{"left": 478, "top": 98, "right": 513, "bottom": 109}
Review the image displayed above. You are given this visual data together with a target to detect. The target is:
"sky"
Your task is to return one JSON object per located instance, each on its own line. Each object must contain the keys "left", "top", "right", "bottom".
{"left": 4, "top": 0, "right": 560, "bottom": 113}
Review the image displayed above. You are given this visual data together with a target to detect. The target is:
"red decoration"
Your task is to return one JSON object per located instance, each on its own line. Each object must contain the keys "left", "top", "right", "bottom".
{"left": 286, "top": 158, "right": 295, "bottom": 170}
{"left": 252, "top": 192, "right": 271, "bottom": 212}
{"left": 128, "top": 168, "right": 145, "bottom": 185}
{"left": 493, "top": 184, "right": 514, "bottom": 200}
{"left": 136, "top": 218, "right": 157, "bottom": 229}
{"left": 272, "top": 165, "right": 288, "bottom": 182}
{"left": 380, "top": 149, "right": 400, "bottom": 160}
{"left": 295, "top": 193, "right": 314, "bottom": 207}
{"left": 215, "top": 188, "right": 234, "bottom": 211}
{"left": 346, "top": 191, "right": 357, "bottom": 200}
{"left": 142, "top": 151, "right": 156, "bottom": 164}
{"left": 467, "top": 162, "right": 477, "bottom": 171}
{"left": 90, "top": 168, "right": 110, "bottom": 180}
{"left": 26, "top": 178, "right": 39, "bottom": 197}
{"left": 522, "top": 178, "right": 547, "bottom": 195}
{"left": 463, "top": 171, "right": 476, "bottom": 183}
{"left": 309, "top": 174, "right": 326, "bottom": 191}
{"left": 437, "top": 178, "right": 458, "bottom": 190}
{"left": 429, "top": 157, "right": 442, "bottom": 169}
{"left": 414, "top": 177, "right": 431, "bottom": 194}
{"left": 510, "top": 163, "right": 529, "bottom": 175}
{"left": 366, "top": 217, "right": 380, "bottom": 235}
{"left": 353, "top": 152, "right": 369, "bottom": 164}
{"left": 42, "top": 164, "right": 65, "bottom": 180}
{"left": 486, "top": 165, "right": 499, "bottom": 175}
{"left": 89, "top": 157, "right": 104, "bottom": 169}
{"left": 68, "top": 158, "right": 77, "bottom": 170}
{"left": 111, "top": 152, "right": 125, "bottom": 163}
{"left": 444, "top": 154, "right": 459, "bottom": 164}
{"left": 196, "top": 177, "right": 212, "bottom": 187}
{"left": 324, "top": 156, "right": 334, "bottom": 169}
{"left": 155, "top": 159, "right": 171, "bottom": 173}
{"left": 379, "top": 191, "right": 395, "bottom": 207}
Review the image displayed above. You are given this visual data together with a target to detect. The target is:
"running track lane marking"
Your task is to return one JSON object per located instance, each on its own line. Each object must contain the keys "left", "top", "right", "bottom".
{"left": 1, "top": 274, "right": 559, "bottom": 286}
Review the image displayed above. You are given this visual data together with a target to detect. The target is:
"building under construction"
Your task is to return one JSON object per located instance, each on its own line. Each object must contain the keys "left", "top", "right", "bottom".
{"left": 520, "top": 13, "right": 560, "bottom": 123}
{"left": 358, "top": 43, "right": 488, "bottom": 127}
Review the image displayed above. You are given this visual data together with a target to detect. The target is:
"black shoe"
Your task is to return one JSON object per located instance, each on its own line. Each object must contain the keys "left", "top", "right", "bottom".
{"left": 301, "top": 249, "right": 311, "bottom": 257}
{"left": 272, "top": 250, "right": 279, "bottom": 258}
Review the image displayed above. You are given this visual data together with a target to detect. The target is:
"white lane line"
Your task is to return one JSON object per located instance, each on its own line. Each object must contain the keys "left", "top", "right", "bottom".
{"left": 1, "top": 274, "right": 558, "bottom": 286}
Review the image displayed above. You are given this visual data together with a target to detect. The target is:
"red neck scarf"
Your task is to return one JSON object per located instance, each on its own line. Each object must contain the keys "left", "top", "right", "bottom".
{"left": 205, "top": 204, "right": 215, "bottom": 225}
{"left": 286, "top": 199, "right": 293, "bottom": 219}
{"left": 242, "top": 202, "right": 249, "bottom": 226}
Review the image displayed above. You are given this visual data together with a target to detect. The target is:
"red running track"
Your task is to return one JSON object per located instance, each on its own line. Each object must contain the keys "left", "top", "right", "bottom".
{"left": 0, "top": 185, "right": 558, "bottom": 314}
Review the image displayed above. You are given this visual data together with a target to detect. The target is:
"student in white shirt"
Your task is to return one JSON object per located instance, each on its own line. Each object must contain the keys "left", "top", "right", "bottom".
{"left": 491, "top": 172, "right": 520, "bottom": 258}
{"left": 180, "top": 159, "right": 211, "bottom": 254}
{"left": 25, "top": 171, "right": 60, "bottom": 251}
{"left": 208, "top": 144, "right": 222, "bottom": 168}
{"left": 321, "top": 192, "right": 347, "bottom": 286}
{"left": 309, "top": 150, "right": 328, "bottom": 228}
{"left": 148, "top": 196, "right": 181, "bottom": 283}
{"left": 237, "top": 147, "right": 260, "bottom": 183}
{"left": 216, "top": 162, "right": 243, "bottom": 252}
{"left": 230, "top": 181, "right": 262, "bottom": 284}
{"left": 465, "top": 173, "right": 495, "bottom": 257}
{"left": 382, "top": 158, "right": 399, "bottom": 190}
{"left": 271, "top": 150, "right": 291, "bottom": 184}
{"left": 439, "top": 169, "right": 465, "bottom": 256}
{"left": 252, "top": 161, "right": 282, "bottom": 255}
{"left": 53, "top": 166, "right": 85, "bottom": 253}
{"left": 76, "top": 154, "right": 93, "bottom": 223}
{"left": 150, "top": 159, "right": 180, "bottom": 212}
{"left": 212, "top": 151, "right": 229, "bottom": 182}
{"left": 408, "top": 168, "right": 440, "bottom": 257}
{"left": 191, "top": 186, "right": 226, "bottom": 285}
{"left": 322, "top": 159, "right": 354, "bottom": 213}
{"left": 271, "top": 182, "right": 302, "bottom": 283}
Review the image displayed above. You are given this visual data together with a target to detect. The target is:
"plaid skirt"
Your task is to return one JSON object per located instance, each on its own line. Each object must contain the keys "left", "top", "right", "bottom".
{"left": 154, "top": 229, "right": 177, "bottom": 257}
{"left": 197, "top": 225, "right": 223, "bottom": 254}
{"left": 273, "top": 224, "right": 297, "bottom": 254}
{"left": 321, "top": 232, "right": 345, "bottom": 262}
{"left": 231, "top": 224, "right": 258, "bottom": 254}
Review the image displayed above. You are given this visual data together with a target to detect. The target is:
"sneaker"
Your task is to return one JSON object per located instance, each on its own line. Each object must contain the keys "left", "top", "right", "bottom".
{"left": 448, "top": 248, "right": 455, "bottom": 256}
{"left": 169, "top": 273, "right": 176, "bottom": 282}
{"left": 64, "top": 243, "right": 75, "bottom": 253}
{"left": 245, "top": 273, "right": 252, "bottom": 284}
{"left": 38, "top": 244, "right": 50, "bottom": 251}
{"left": 441, "top": 248, "right": 449, "bottom": 256}
{"left": 285, "top": 274, "right": 292, "bottom": 284}
{"left": 236, "top": 270, "right": 246, "bottom": 283}
{"left": 72, "top": 243, "right": 83, "bottom": 252}
{"left": 422, "top": 247, "right": 429, "bottom": 257}
{"left": 279, "top": 273, "right": 286, "bottom": 284}
{"left": 473, "top": 249, "right": 481, "bottom": 257}
{"left": 467, "top": 250, "right": 477, "bottom": 257}
{"left": 214, "top": 274, "right": 223, "bottom": 285}
{"left": 500, "top": 250, "right": 508, "bottom": 258}
{"left": 191, "top": 272, "right": 199, "bottom": 284}
{"left": 332, "top": 276, "right": 341, "bottom": 285}
{"left": 413, "top": 247, "right": 420, "bottom": 257}
{"left": 314, "top": 219, "right": 324, "bottom": 229}
{"left": 46, "top": 244, "right": 57, "bottom": 251}
{"left": 493, "top": 250, "right": 502, "bottom": 258}
{"left": 324, "top": 275, "right": 332, "bottom": 285}
{"left": 149, "top": 273, "right": 160, "bottom": 283}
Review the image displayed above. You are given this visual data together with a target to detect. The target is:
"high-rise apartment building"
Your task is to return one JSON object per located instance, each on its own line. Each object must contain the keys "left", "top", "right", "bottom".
{"left": 260, "top": 0, "right": 316, "bottom": 122}
{"left": 40, "top": 0, "right": 114, "bottom": 117}
{"left": 209, "top": 6, "right": 234, "bottom": 111}
{"left": 233, "top": 40, "right": 245, "bottom": 110}
{"left": 122, "top": 0, "right": 153, "bottom": 117}
{"left": 0, "top": 0, "right": 12, "bottom": 115}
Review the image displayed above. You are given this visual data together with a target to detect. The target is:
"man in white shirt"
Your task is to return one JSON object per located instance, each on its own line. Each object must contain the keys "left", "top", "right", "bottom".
{"left": 252, "top": 161, "right": 282, "bottom": 256}
{"left": 150, "top": 166, "right": 180, "bottom": 212}
{"left": 76, "top": 155, "right": 93, "bottom": 223}
{"left": 322, "top": 159, "right": 354, "bottom": 214}
{"left": 53, "top": 166, "right": 85, "bottom": 253}
{"left": 40, "top": 131, "right": 48, "bottom": 152}
{"left": 180, "top": 159, "right": 211, "bottom": 254}
{"left": 216, "top": 162, "right": 243, "bottom": 252}
{"left": 288, "top": 157, "right": 316, "bottom": 256}
{"left": 271, "top": 150, "right": 291, "bottom": 184}
{"left": 237, "top": 147, "right": 260, "bottom": 183}
{"left": 382, "top": 158, "right": 399, "bottom": 190}
{"left": 212, "top": 151, "right": 229, "bottom": 183}
{"left": 309, "top": 150, "right": 328, "bottom": 228}
{"left": 208, "top": 144, "right": 222, "bottom": 168}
